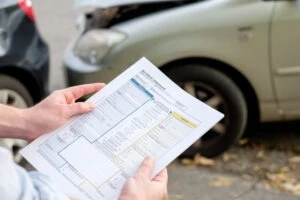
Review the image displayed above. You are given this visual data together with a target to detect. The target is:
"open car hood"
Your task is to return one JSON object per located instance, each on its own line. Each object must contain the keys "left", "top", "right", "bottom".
{"left": 74, "top": 0, "right": 183, "bottom": 9}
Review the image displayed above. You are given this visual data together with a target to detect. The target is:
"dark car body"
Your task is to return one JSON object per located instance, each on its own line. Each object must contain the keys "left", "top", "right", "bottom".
{"left": 0, "top": 0, "right": 49, "bottom": 104}
{"left": 0, "top": 0, "right": 49, "bottom": 163}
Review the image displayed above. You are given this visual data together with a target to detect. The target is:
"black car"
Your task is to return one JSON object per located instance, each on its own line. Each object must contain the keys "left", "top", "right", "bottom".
{"left": 0, "top": 0, "right": 49, "bottom": 162}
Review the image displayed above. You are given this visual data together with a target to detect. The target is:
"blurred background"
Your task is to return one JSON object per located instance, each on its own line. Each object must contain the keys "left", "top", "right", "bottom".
{"left": 34, "top": 0, "right": 74, "bottom": 91}
{"left": 0, "top": 0, "right": 299, "bottom": 199}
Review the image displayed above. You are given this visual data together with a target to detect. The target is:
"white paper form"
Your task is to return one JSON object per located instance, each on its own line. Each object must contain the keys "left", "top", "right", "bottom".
{"left": 21, "top": 58, "right": 224, "bottom": 200}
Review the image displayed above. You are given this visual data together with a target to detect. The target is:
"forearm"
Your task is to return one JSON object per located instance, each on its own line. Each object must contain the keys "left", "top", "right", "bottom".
{"left": 0, "top": 104, "right": 30, "bottom": 140}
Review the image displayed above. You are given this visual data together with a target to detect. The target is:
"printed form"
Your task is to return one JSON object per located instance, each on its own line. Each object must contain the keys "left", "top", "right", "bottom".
{"left": 21, "top": 58, "right": 223, "bottom": 200}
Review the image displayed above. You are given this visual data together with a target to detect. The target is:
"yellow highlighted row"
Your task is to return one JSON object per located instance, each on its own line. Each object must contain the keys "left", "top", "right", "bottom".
{"left": 171, "top": 112, "right": 197, "bottom": 128}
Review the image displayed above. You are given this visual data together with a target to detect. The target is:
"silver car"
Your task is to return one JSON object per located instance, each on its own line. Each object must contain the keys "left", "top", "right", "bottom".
{"left": 64, "top": 0, "right": 300, "bottom": 157}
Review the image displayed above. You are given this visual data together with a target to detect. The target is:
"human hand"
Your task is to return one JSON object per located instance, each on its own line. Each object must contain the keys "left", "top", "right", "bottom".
{"left": 22, "top": 83, "right": 105, "bottom": 141}
{"left": 119, "top": 157, "right": 168, "bottom": 200}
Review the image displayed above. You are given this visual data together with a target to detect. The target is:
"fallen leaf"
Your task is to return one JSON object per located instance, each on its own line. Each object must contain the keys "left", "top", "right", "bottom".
{"left": 281, "top": 182, "right": 300, "bottom": 195}
{"left": 266, "top": 173, "right": 291, "bottom": 183}
{"left": 265, "top": 171, "right": 300, "bottom": 196}
{"left": 256, "top": 150, "right": 267, "bottom": 160}
{"left": 253, "top": 165, "right": 268, "bottom": 176}
{"left": 222, "top": 153, "right": 238, "bottom": 162}
{"left": 194, "top": 154, "right": 215, "bottom": 167}
{"left": 180, "top": 158, "right": 194, "bottom": 166}
{"left": 238, "top": 138, "right": 249, "bottom": 146}
{"left": 209, "top": 177, "right": 232, "bottom": 187}
{"left": 289, "top": 156, "right": 300, "bottom": 164}
{"left": 276, "top": 166, "right": 290, "bottom": 174}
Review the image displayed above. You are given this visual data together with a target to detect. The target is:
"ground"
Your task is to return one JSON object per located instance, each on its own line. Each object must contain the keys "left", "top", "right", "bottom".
{"left": 167, "top": 122, "right": 300, "bottom": 199}
{"left": 32, "top": 1, "right": 300, "bottom": 199}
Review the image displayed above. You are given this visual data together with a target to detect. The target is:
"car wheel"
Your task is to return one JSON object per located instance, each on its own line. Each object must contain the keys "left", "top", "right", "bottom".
{"left": 163, "top": 64, "right": 247, "bottom": 158}
{"left": 0, "top": 74, "right": 33, "bottom": 163}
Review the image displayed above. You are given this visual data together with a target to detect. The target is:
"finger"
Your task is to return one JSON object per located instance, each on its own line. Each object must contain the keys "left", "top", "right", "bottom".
{"left": 62, "top": 83, "right": 105, "bottom": 102}
{"left": 67, "top": 102, "right": 96, "bottom": 117}
{"left": 152, "top": 168, "right": 168, "bottom": 184}
{"left": 135, "top": 157, "right": 155, "bottom": 180}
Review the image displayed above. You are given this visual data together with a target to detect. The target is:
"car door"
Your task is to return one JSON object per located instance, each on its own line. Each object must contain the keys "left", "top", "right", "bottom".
{"left": 270, "top": 0, "right": 300, "bottom": 117}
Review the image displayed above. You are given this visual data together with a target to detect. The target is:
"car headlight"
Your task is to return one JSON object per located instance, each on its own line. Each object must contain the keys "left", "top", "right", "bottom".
{"left": 73, "top": 29, "right": 126, "bottom": 65}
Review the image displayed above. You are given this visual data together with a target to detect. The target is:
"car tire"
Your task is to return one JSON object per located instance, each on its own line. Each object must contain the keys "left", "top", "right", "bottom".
{"left": 163, "top": 64, "right": 247, "bottom": 158}
{"left": 0, "top": 74, "right": 33, "bottom": 107}
{"left": 0, "top": 74, "right": 33, "bottom": 162}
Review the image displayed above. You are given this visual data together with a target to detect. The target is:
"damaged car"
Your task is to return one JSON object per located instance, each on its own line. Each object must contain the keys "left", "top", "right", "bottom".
{"left": 64, "top": 0, "right": 300, "bottom": 157}
{"left": 0, "top": 0, "right": 49, "bottom": 162}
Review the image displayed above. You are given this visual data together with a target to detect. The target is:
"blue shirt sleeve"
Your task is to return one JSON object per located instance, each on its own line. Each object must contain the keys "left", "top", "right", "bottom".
{"left": 0, "top": 147, "right": 69, "bottom": 200}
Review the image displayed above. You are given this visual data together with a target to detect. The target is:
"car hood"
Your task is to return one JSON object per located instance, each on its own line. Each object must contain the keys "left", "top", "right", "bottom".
{"left": 74, "top": 0, "right": 183, "bottom": 9}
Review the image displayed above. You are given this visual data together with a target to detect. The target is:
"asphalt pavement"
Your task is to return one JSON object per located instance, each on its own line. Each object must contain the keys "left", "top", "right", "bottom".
{"left": 32, "top": 1, "right": 299, "bottom": 199}
{"left": 168, "top": 162, "right": 298, "bottom": 200}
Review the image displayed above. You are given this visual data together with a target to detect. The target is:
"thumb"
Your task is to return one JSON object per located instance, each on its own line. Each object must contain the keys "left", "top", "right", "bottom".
{"left": 135, "top": 157, "right": 155, "bottom": 180}
{"left": 67, "top": 102, "right": 96, "bottom": 117}
{"left": 152, "top": 168, "right": 168, "bottom": 184}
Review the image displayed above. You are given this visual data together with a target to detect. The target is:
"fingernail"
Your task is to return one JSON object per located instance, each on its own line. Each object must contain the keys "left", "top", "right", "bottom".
{"left": 86, "top": 102, "right": 96, "bottom": 109}
{"left": 98, "top": 83, "right": 106, "bottom": 88}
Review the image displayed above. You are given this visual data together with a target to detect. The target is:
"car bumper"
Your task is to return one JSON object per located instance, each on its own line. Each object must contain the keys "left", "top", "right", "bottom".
{"left": 65, "top": 61, "right": 109, "bottom": 88}
{"left": 2, "top": 13, "right": 50, "bottom": 100}
{"left": 35, "top": 53, "right": 50, "bottom": 97}
{"left": 27, "top": 32, "right": 50, "bottom": 98}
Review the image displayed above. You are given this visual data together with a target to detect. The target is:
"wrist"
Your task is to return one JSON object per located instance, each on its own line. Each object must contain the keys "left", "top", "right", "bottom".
{"left": 0, "top": 104, "right": 31, "bottom": 140}
{"left": 15, "top": 108, "right": 33, "bottom": 141}
{"left": 17, "top": 107, "right": 41, "bottom": 141}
